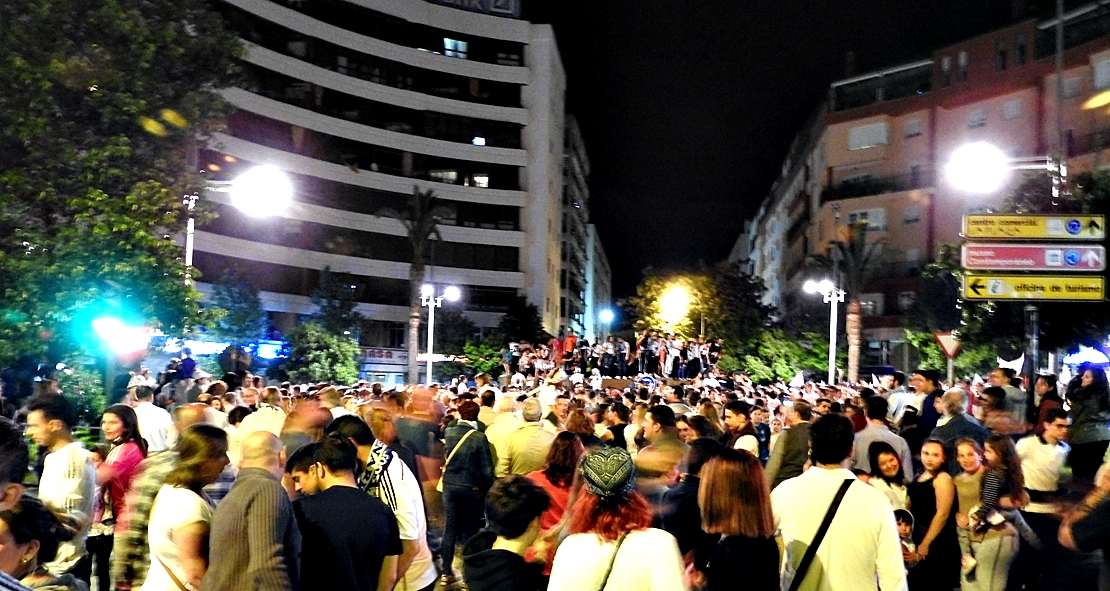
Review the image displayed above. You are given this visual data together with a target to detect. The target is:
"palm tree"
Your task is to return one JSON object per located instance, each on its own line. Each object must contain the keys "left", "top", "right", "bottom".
{"left": 809, "top": 221, "right": 884, "bottom": 383}
{"left": 378, "top": 187, "right": 454, "bottom": 384}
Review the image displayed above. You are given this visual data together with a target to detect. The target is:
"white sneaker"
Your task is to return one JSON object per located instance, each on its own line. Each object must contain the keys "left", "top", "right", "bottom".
{"left": 961, "top": 554, "right": 978, "bottom": 576}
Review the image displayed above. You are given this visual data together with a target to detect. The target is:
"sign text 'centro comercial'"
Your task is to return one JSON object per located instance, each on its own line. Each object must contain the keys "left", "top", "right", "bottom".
{"left": 962, "top": 274, "right": 1105, "bottom": 301}
{"left": 961, "top": 243, "right": 1106, "bottom": 272}
{"left": 962, "top": 214, "right": 1105, "bottom": 240}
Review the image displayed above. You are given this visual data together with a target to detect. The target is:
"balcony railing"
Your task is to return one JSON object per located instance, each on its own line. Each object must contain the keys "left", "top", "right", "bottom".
{"left": 821, "top": 170, "right": 934, "bottom": 202}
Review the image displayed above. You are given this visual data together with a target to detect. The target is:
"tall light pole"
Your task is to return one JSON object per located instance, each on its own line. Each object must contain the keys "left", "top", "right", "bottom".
{"left": 598, "top": 308, "right": 614, "bottom": 340}
{"left": 804, "top": 279, "right": 845, "bottom": 384}
{"left": 184, "top": 165, "right": 294, "bottom": 285}
{"left": 421, "top": 284, "right": 460, "bottom": 384}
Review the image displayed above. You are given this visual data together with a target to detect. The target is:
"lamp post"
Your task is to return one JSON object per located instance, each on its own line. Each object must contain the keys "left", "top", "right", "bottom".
{"left": 598, "top": 308, "right": 614, "bottom": 340}
{"left": 659, "top": 284, "right": 703, "bottom": 337}
{"left": 185, "top": 165, "right": 294, "bottom": 286}
{"left": 421, "top": 284, "right": 460, "bottom": 384}
{"left": 945, "top": 141, "right": 1067, "bottom": 392}
{"left": 804, "top": 279, "right": 846, "bottom": 384}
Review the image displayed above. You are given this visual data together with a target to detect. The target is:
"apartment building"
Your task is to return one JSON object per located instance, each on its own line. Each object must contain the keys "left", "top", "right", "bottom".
{"left": 746, "top": 3, "right": 1110, "bottom": 368}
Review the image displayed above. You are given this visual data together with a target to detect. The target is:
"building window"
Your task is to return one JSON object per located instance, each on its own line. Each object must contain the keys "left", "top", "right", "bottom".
{"left": 859, "top": 293, "right": 884, "bottom": 316}
{"left": 940, "top": 56, "right": 952, "bottom": 87}
{"left": 470, "top": 174, "right": 489, "bottom": 188}
{"left": 1015, "top": 34, "right": 1027, "bottom": 65}
{"left": 897, "top": 291, "right": 917, "bottom": 312}
{"left": 430, "top": 170, "right": 458, "bottom": 183}
{"left": 967, "top": 107, "right": 988, "bottom": 128}
{"left": 958, "top": 51, "right": 969, "bottom": 82}
{"left": 902, "top": 205, "right": 922, "bottom": 224}
{"left": 387, "top": 323, "right": 406, "bottom": 348}
{"left": 1002, "top": 98, "right": 1023, "bottom": 120}
{"left": 847, "top": 208, "right": 886, "bottom": 231}
{"left": 1064, "top": 77, "right": 1083, "bottom": 98}
{"left": 905, "top": 118, "right": 923, "bottom": 138}
{"left": 1095, "top": 58, "right": 1110, "bottom": 90}
{"left": 444, "top": 38, "right": 468, "bottom": 59}
{"left": 848, "top": 122, "right": 889, "bottom": 150}
{"left": 996, "top": 41, "right": 1008, "bottom": 71}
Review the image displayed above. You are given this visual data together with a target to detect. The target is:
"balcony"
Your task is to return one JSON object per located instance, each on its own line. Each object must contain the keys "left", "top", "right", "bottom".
{"left": 830, "top": 62, "right": 932, "bottom": 113}
{"left": 821, "top": 170, "right": 934, "bottom": 202}
{"left": 1036, "top": 9, "right": 1110, "bottom": 59}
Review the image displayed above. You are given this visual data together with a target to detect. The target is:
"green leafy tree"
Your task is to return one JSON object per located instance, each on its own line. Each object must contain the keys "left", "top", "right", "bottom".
{"left": 810, "top": 221, "right": 885, "bottom": 383}
{"left": 209, "top": 269, "right": 267, "bottom": 343}
{"left": 497, "top": 295, "right": 548, "bottom": 345}
{"left": 434, "top": 309, "right": 479, "bottom": 355}
{"left": 273, "top": 321, "right": 359, "bottom": 384}
{"left": 0, "top": 0, "right": 242, "bottom": 367}
{"left": 462, "top": 335, "right": 505, "bottom": 377}
{"left": 378, "top": 188, "right": 455, "bottom": 383}
{"left": 310, "top": 267, "right": 362, "bottom": 337}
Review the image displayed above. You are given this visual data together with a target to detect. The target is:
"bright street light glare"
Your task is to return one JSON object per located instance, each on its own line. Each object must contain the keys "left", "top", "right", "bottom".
{"left": 659, "top": 285, "right": 692, "bottom": 328}
{"left": 599, "top": 309, "right": 615, "bottom": 324}
{"left": 946, "top": 142, "right": 1009, "bottom": 193}
{"left": 92, "top": 317, "right": 151, "bottom": 354}
{"left": 817, "top": 279, "right": 835, "bottom": 294}
{"left": 421, "top": 284, "right": 434, "bottom": 297}
{"left": 803, "top": 280, "right": 819, "bottom": 294}
{"left": 230, "top": 165, "right": 293, "bottom": 217}
{"left": 443, "top": 286, "right": 461, "bottom": 302}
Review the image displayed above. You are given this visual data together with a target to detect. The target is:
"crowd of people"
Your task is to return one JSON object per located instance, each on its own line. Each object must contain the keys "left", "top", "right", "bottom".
{"left": 2, "top": 356, "right": 1110, "bottom": 591}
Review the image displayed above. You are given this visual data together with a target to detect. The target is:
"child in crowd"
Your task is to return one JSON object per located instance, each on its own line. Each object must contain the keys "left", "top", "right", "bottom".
{"left": 895, "top": 509, "right": 917, "bottom": 574}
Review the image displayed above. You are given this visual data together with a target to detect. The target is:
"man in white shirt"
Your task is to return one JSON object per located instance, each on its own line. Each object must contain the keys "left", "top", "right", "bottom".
{"left": 772, "top": 413, "right": 906, "bottom": 591}
{"left": 237, "top": 387, "right": 288, "bottom": 437}
{"left": 132, "top": 385, "right": 173, "bottom": 452}
{"left": 25, "top": 394, "right": 96, "bottom": 582}
{"left": 1016, "top": 407, "right": 1071, "bottom": 588}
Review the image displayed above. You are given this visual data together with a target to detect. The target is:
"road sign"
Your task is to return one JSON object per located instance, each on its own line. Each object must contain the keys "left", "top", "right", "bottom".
{"left": 963, "top": 214, "right": 1105, "bottom": 240}
{"left": 961, "top": 243, "right": 1106, "bottom": 272}
{"left": 933, "top": 332, "right": 961, "bottom": 359}
{"left": 962, "top": 274, "right": 1105, "bottom": 301}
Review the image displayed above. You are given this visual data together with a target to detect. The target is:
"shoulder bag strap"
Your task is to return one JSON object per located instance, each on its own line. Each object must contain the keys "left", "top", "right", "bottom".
{"left": 788, "top": 479, "right": 854, "bottom": 591}
{"left": 597, "top": 532, "right": 629, "bottom": 591}
{"left": 443, "top": 428, "right": 477, "bottom": 470}
{"left": 156, "top": 555, "right": 192, "bottom": 591}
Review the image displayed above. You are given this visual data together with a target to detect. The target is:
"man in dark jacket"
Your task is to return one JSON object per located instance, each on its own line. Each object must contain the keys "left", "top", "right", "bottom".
{"left": 441, "top": 400, "right": 494, "bottom": 586}
{"left": 765, "top": 400, "right": 813, "bottom": 490}
{"left": 463, "top": 475, "right": 550, "bottom": 591}
{"left": 911, "top": 369, "right": 945, "bottom": 436}
{"left": 661, "top": 438, "right": 724, "bottom": 570}
{"left": 929, "top": 388, "right": 990, "bottom": 474}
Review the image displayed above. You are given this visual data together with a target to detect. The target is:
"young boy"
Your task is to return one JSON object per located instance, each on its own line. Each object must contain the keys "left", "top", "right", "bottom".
{"left": 895, "top": 509, "right": 917, "bottom": 574}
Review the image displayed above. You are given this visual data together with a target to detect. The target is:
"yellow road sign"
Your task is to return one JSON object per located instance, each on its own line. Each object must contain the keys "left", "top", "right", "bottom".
{"left": 963, "top": 214, "right": 1106, "bottom": 240}
{"left": 963, "top": 274, "right": 1105, "bottom": 301}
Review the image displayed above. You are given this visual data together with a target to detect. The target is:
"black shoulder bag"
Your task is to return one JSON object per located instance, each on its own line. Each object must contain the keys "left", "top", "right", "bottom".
{"left": 788, "top": 479, "right": 854, "bottom": 591}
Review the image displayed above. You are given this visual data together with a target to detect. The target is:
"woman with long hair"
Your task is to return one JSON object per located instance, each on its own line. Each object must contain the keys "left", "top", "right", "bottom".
{"left": 91, "top": 405, "right": 148, "bottom": 591}
{"left": 907, "top": 439, "right": 960, "bottom": 590}
{"left": 697, "top": 401, "right": 726, "bottom": 441}
{"left": 548, "top": 447, "right": 687, "bottom": 590}
{"left": 527, "top": 432, "right": 585, "bottom": 580}
{"left": 0, "top": 496, "right": 83, "bottom": 590}
{"left": 1031, "top": 374, "right": 1064, "bottom": 433}
{"left": 145, "top": 425, "right": 229, "bottom": 591}
{"left": 1067, "top": 364, "right": 1110, "bottom": 482}
{"left": 958, "top": 436, "right": 1025, "bottom": 590}
{"left": 867, "top": 441, "right": 909, "bottom": 510}
{"left": 697, "top": 448, "right": 778, "bottom": 590}
{"left": 565, "top": 409, "right": 604, "bottom": 449}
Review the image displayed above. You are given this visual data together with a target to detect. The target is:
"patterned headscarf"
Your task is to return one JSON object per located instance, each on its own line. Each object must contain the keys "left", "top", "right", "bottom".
{"left": 581, "top": 447, "right": 636, "bottom": 500}
{"left": 357, "top": 439, "right": 397, "bottom": 510}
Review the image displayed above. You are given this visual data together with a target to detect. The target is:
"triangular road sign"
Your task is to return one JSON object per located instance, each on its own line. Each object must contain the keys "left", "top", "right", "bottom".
{"left": 934, "top": 332, "right": 962, "bottom": 360}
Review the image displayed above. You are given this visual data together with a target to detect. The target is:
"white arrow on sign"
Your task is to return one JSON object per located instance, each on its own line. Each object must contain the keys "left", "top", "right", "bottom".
{"left": 1084, "top": 249, "right": 1103, "bottom": 268}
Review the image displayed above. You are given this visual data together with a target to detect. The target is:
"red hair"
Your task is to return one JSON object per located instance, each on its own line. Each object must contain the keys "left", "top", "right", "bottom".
{"left": 567, "top": 490, "right": 653, "bottom": 542}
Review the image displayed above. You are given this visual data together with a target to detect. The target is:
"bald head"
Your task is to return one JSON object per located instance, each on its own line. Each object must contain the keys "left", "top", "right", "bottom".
{"left": 941, "top": 388, "right": 968, "bottom": 417}
{"left": 239, "top": 431, "right": 285, "bottom": 476}
{"left": 174, "top": 403, "right": 209, "bottom": 430}
{"left": 495, "top": 396, "right": 514, "bottom": 413}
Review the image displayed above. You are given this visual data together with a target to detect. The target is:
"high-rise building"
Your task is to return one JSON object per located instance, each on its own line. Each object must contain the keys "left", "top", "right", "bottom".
{"left": 743, "top": 3, "right": 1110, "bottom": 370}
{"left": 194, "top": 0, "right": 574, "bottom": 379}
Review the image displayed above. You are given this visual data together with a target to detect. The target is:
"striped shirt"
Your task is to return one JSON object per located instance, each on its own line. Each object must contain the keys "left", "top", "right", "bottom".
{"left": 111, "top": 451, "right": 179, "bottom": 588}
{"left": 0, "top": 572, "right": 30, "bottom": 591}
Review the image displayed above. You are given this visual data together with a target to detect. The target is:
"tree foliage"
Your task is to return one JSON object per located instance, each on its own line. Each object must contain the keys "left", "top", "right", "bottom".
{"left": 272, "top": 321, "right": 359, "bottom": 385}
{"left": 0, "top": 0, "right": 243, "bottom": 366}
{"left": 209, "top": 269, "right": 267, "bottom": 343}
{"left": 310, "top": 267, "right": 362, "bottom": 337}
{"left": 497, "top": 295, "right": 548, "bottom": 344}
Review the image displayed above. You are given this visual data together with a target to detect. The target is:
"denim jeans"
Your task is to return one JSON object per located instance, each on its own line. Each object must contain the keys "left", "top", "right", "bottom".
{"left": 440, "top": 485, "right": 485, "bottom": 576}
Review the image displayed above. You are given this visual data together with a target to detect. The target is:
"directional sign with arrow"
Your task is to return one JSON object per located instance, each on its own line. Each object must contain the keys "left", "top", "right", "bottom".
{"left": 962, "top": 274, "right": 1105, "bottom": 301}
{"left": 961, "top": 243, "right": 1107, "bottom": 272}
{"left": 963, "top": 214, "right": 1106, "bottom": 240}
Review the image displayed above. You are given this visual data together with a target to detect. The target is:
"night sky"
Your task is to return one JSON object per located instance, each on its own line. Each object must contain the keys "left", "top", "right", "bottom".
{"left": 526, "top": 0, "right": 1067, "bottom": 298}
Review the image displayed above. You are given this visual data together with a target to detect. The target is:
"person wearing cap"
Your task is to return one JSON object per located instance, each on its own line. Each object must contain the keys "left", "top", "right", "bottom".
{"left": 548, "top": 447, "right": 687, "bottom": 590}
{"left": 501, "top": 398, "right": 556, "bottom": 476}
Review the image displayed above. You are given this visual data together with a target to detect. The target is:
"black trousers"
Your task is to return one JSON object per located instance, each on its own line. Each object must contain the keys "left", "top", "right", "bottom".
{"left": 86, "top": 534, "right": 112, "bottom": 591}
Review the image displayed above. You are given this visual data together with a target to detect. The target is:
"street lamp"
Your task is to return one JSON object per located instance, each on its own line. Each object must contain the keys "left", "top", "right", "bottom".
{"left": 598, "top": 308, "right": 614, "bottom": 339}
{"left": 184, "top": 165, "right": 294, "bottom": 286}
{"left": 804, "top": 278, "right": 845, "bottom": 384}
{"left": 421, "top": 284, "right": 460, "bottom": 385}
{"left": 659, "top": 284, "right": 704, "bottom": 337}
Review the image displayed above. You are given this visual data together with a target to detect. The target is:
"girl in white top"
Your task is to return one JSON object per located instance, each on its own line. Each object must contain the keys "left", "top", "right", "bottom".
{"left": 548, "top": 447, "right": 688, "bottom": 591}
{"left": 866, "top": 440, "right": 909, "bottom": 510}
{"left": 142, "top": 425, "right": 229, "bottom": 591}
